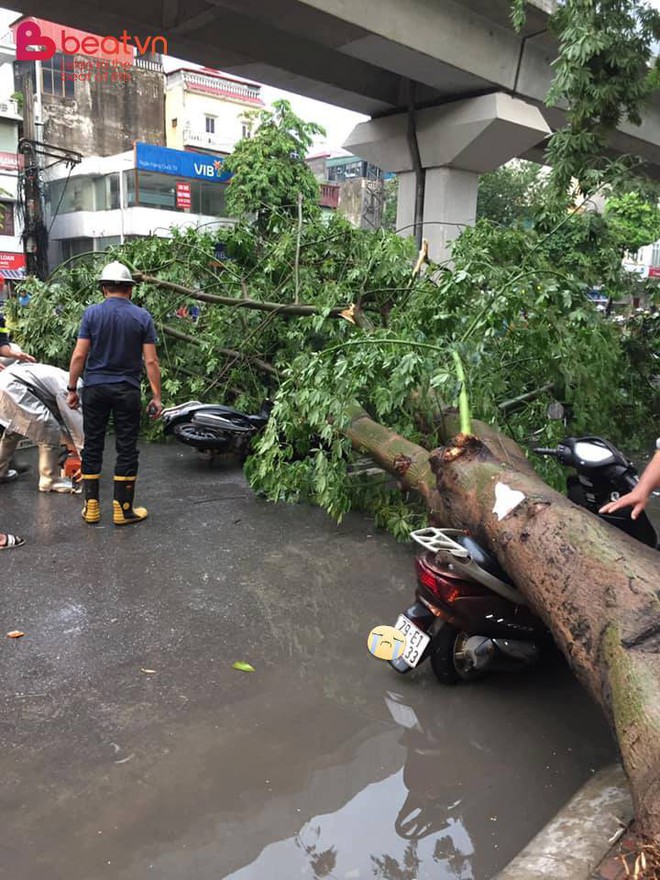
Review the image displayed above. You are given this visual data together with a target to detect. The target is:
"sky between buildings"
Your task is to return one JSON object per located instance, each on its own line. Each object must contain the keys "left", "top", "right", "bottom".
{"left": 0, "top": 5, "right": 369, "bottom": 154}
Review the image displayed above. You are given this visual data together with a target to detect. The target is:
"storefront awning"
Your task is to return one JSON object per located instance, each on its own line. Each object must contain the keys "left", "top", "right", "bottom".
{"left": 0, "top": 269, "right": 26, "bottom": 280}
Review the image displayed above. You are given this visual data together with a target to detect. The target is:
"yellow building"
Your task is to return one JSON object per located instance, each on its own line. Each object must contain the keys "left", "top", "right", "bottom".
{"left": 165, "top": 67, "right": 264, "bottom": 156}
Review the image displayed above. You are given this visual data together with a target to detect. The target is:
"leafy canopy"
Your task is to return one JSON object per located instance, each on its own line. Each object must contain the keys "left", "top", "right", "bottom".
{"left": 512, "top": 0, "right": 660, "bottom": 194}
{"left": 223, "top": 99, "right": 325, "bottom": 232}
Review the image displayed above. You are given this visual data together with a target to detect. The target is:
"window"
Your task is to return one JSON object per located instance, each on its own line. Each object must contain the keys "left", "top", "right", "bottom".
{"left": 171, "top": 118, "right": 178, "bottom": 128}
{"left": 135, "top": 171, "right": 176, "bottom": 209}
{"left": 93, "top": 174, "right": 120, "bottom": 211}
{"left": 41, "top": 54, "right": 74, "bottom": 99}
{"left": 241, "top": 123, "right": 252, "bottom": 139}
{"left": 205, "top": 115, "right": 216, "bottom": 134}
{"left": 651, "top": 241, "right": 660, "bottom": 268}
{"left": 0, "top": 202, "right": 14, "bottom": 236}
{"left": 47, "top": 177, "right": 94, "bottom": 214}
{"left": 95, "top": 236, "right": 121, "bottom": 251}
{"left": 60, "top": 237, "right": 94, "bottom": 264}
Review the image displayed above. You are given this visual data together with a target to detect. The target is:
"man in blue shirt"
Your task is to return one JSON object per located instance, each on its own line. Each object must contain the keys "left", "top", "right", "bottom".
{"left": 67, "top": 262, "right": 162, "bottom": 525}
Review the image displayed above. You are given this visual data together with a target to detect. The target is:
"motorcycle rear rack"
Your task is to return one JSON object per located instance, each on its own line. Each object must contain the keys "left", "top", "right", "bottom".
{"left": 411, "top": 528, "right": 471, "bottom": 556}
{"left": 410, "top": 528, "right": 526, "bottom": 606}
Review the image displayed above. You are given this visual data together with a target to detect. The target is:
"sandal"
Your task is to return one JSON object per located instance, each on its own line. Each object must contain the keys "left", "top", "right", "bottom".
{"left": 0, "top": 533, "right": 25, "bottom": 549}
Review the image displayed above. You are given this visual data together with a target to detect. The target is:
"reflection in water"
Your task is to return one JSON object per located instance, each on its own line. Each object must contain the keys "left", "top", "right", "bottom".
{"left": 224, "top": 768, "right": 473, "bottom": 880}
{"left": 224, "top": 687, "right": 484, "bottom": 880}
{"left": 223, "top": 669, "right": 614, "bottom": 880}
{"left": 295, "top": 826, "right": 337, "bottom": 878}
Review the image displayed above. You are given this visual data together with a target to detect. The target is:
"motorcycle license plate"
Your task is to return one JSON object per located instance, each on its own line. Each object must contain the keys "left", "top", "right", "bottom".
{"left": 395, "top": 615, "right": 431, "bottom": 668}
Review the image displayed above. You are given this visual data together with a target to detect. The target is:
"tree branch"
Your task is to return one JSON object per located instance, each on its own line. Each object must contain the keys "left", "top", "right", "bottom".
{"left": 135, "top": 272, "right": 350, "bottom": 318}
{"left": 160, "top": 324, "right": 280, "bottom": 378}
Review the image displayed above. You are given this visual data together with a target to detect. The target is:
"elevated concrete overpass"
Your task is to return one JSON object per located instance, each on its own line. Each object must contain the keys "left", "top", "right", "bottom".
{"left": 16, "top": 0, "right": 660, "bottom": 254}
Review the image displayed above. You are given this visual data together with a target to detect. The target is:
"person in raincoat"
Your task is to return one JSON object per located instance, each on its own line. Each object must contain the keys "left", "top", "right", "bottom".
{"left": 0, "top": 361, "right": 84, "bottom": 493}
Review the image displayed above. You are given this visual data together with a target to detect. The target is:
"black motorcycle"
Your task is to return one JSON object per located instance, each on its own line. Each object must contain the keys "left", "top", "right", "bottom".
{"left": 161, "top": 399, "right": 272, "bottom": 460}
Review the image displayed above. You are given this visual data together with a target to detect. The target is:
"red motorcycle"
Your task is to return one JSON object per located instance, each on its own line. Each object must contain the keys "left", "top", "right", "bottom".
{"left": 390, "top": 436, "right": 658, "bottom": 684}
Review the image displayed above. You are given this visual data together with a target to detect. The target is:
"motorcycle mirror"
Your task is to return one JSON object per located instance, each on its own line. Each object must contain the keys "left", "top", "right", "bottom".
{"left": 547, "top": 401, "right": 565, "bottom": 420}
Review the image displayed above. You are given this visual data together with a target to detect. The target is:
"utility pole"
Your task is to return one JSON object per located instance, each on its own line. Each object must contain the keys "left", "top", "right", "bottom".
{"left": 17, "top": 139, "right": 82, "bottom": 281}
{"left": 16, "top": 58, "right": 82, "bottom": 280}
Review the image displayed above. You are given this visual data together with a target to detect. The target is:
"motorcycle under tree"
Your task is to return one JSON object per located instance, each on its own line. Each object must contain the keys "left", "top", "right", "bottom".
{"left": 390, "top": 436, "right": 659, "bottom": 685}
{"left": 161, "top": 399, "right": 272, "bottom": 462}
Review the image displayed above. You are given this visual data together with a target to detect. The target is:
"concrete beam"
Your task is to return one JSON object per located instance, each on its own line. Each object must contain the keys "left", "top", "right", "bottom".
{"left": 346, "top": 94, "right": 551, "bottom": 260}
{"left": 344, "top": 93, "right": 551, "bottom": 174}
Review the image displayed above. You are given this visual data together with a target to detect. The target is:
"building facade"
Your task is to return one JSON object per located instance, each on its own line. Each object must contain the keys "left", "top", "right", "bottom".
{"left": 46, "top": 142, "right": 233, "bottom": 264}
{"left": 165, "top": 67, "right": 263, "bottom": 156}
{"left": 12, "top": 17, "right": 166, "bottom": 159}
{"left": 307, "top": 151, "right": 389, "bottom": 229}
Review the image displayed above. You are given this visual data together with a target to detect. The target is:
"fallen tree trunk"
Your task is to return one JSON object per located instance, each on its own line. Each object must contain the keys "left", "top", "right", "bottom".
{"left": 346, "top": 406, "right": 660, "bottom": 841}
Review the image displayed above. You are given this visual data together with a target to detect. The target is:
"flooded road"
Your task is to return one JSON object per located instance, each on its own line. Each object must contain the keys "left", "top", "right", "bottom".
{"left": 1, "top": 446, "right": 615, "bottom": 879}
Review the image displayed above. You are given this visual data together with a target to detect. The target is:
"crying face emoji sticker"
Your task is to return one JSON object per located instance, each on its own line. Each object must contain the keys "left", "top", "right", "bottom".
{"left": 367, "top": 625, "right": 406, "bottom": 661}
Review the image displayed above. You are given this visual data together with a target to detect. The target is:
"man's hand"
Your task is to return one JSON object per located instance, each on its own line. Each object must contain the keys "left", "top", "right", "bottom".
{"left": 146, "top": 398, "right": 163, "bottom": 419}
{"left": 67, "top": 390, "right": 80, "bottom": 410}
{"left": 17, "top": 352, "right": 36, "bottom": 364}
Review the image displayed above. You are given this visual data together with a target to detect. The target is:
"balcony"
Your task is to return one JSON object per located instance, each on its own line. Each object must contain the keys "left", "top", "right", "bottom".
{"left": 319, "top": 183, "right": 340, "bottom": 210}
{"left": 0, "top": 97, "right": 22, "bottom": 121}
{"left": 182, "top": 125, "right": 236, "bottom": 155}
{"left": 182, "top": 70, "right": 262, "bottom": 105}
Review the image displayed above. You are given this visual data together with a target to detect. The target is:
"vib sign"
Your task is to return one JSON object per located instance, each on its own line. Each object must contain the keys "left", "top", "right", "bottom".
{"left": 135, "top": 142, "right": 232, "bottom": 183}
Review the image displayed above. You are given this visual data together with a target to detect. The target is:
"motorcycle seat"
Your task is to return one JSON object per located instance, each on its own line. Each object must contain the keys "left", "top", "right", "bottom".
{"left": 453, "top": 534, "right": 515, "bottom": 586}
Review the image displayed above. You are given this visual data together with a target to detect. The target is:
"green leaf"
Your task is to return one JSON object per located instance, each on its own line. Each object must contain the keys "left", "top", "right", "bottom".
{"left": 232, "top": 661, "right": 256, "bottom": 673}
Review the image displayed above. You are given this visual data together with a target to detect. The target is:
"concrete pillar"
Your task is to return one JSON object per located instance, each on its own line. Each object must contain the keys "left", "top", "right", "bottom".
{"left": 422, "top": 167, "right": 479, "bottom": 262}
{"left": 344, "top": 92, "right": 551, "bottom": 261}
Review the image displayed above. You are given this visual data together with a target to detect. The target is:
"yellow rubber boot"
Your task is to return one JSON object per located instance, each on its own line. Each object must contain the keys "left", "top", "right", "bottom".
{"left": 113, "top": 476, "right": 148, "bottom": 525}
{"left": 81, "top": 474, "right": 101, "bottom": 524}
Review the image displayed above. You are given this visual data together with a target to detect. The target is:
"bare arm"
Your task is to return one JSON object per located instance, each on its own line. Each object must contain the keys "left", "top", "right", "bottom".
{"left": 66, "top": 338, "right": 91, "bottom": 409}
{"left": 0, "top": 343, "right": 35, "bottom": 363}
{"left": 143, "top": 342, "right": 162, "bottom": 417}
{"left": 599, "top": 449, "right": 660, "bottom": 520}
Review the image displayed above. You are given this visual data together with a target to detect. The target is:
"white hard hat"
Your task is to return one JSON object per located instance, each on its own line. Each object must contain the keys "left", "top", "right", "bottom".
{"left": 98, "top": 261, "right": 135, "bottom": 286}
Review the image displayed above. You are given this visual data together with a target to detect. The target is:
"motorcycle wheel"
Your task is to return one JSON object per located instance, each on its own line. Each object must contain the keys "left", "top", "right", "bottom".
{"left": 429, "top": 625, "right": 487, "bottom": 685}
{"left": 172, "top": 421, "right": 232, "bottom": 452}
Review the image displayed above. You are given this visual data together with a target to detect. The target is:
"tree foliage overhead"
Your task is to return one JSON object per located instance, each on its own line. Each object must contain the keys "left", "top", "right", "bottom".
{"left": 222, "top": 99, "right": 325, "bottom": 232}
{"left": 476, "top": 160, "right": 546, "bottom": 227}
{"left": 9, "top": 207, "right": 658, "bottom": 538}
{"left": 512, "top": 0, "right": 660, "bottom": 193}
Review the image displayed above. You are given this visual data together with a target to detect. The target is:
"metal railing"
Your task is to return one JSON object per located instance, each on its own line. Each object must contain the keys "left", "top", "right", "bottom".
{"left": 182, "top": 126, "right": 235, "bottom": 153}
{"left": 134, "top": 55, "right": 164, "bottom": 72}
{"left": 0, "top": 97, "right": 21, "bottom": 117}
{"left": 183, "top": 70, "right": 261, "bottom": 102}
{"left": 319, "top": 183, "right": 340, "bottom": 209}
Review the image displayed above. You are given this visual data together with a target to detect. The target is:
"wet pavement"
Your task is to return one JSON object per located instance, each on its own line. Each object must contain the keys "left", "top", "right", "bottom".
{"left": 1, "top": 443, "right": 617, "bottom": 880}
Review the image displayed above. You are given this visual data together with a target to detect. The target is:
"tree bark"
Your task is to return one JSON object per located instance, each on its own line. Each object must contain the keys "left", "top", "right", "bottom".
{"left": 345, "top": 408, "right": 660, "bottom": 842}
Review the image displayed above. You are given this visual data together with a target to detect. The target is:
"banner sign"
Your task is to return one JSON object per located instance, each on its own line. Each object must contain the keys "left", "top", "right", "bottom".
{"left": 135, "top": 142, "right": 231, "bottom": 182}
{"left": 0, "top": 253, "right": 25, "bottom": 271}
{"left": 176, "top": 182, "right": 191, "bottom": 209}
{"left": 0, "top": 152, "right": 24, "bottom": 172}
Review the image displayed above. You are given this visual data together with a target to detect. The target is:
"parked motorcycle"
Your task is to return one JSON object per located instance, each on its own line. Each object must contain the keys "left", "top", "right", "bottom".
{"left": 161, "top": 399, "right": 272, "bottom": 460}
{"left": 389, "top": 436, "right": 659, "bottom": 684}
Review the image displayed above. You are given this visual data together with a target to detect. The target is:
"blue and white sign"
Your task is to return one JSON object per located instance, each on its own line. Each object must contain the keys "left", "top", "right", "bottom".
{"left": 135, "top": 142, "right": 232, "bottom": 182}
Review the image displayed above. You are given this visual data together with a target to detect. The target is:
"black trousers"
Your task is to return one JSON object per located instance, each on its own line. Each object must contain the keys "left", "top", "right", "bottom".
{"left": 81, "top": 382, "right": 141, "bottom": 477}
